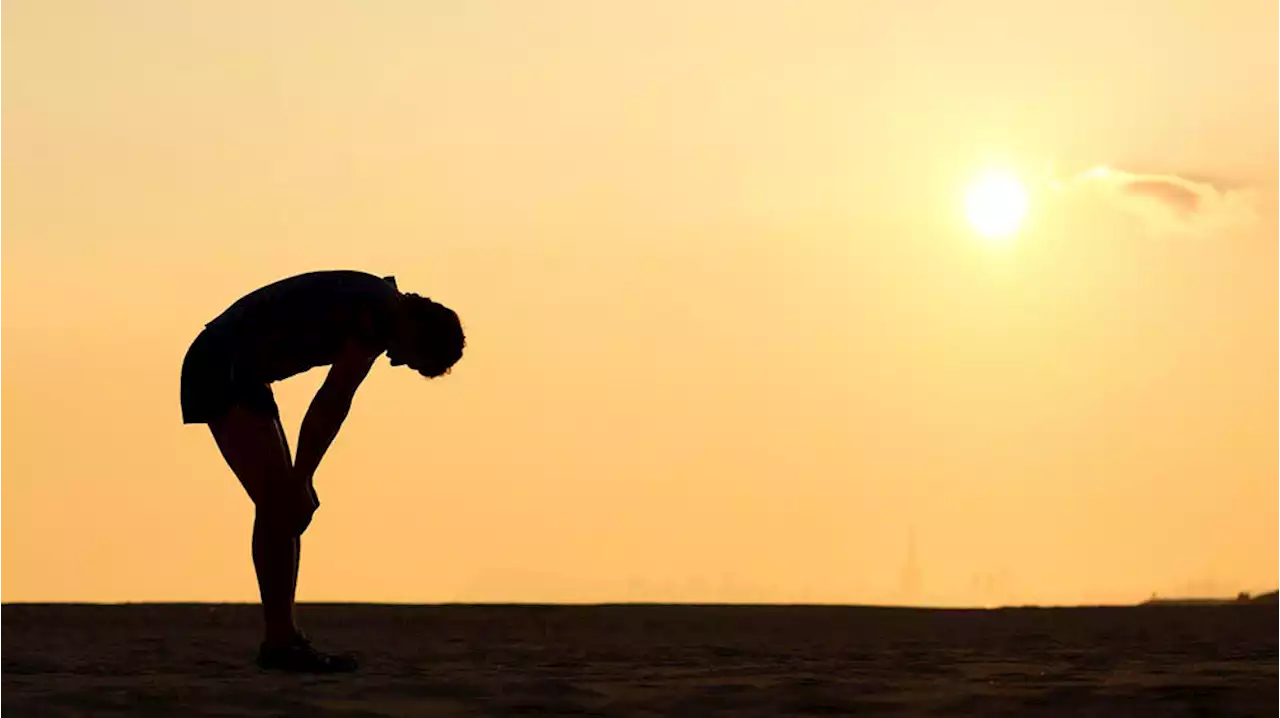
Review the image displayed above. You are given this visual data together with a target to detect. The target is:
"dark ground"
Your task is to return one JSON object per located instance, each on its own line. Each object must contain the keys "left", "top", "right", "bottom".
{"left": 3, "top": 603, "right": 1276, "bottom": 717}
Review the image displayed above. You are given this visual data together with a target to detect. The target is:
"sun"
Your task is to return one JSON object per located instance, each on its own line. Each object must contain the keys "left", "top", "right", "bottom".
{"left": 964, "top": 169, "right": 1029, "bottom": 241}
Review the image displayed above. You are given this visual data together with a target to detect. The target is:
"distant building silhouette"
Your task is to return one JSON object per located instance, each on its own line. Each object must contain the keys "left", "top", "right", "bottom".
{"left": 1141, "top": 589, "right": 1279, "bottom": 606}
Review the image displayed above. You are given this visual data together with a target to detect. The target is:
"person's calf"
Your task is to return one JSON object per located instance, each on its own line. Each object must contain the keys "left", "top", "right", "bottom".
{"left": 251, "top": 512, "right": 303, "bottom": 644}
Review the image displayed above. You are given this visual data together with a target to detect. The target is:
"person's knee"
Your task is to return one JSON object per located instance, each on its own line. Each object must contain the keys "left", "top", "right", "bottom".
{"left": 254, "top": 506, "right": 293, "bottom": 537}
{"left": 255, "top": 498, "right": 310, "bottom": 538}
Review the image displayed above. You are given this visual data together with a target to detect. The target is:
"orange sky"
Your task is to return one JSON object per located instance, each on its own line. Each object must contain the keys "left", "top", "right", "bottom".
{"left": 3, "top": 0, "right": 1276, "bottom": 606}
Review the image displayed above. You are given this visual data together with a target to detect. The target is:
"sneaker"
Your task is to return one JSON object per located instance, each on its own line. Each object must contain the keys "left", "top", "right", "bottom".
{"left": 256, "top": 632, "right": 358, "bottom": 673}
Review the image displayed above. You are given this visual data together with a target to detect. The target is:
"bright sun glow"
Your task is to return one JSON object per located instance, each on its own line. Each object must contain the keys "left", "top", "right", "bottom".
{"left": 965, "top": 170, "right": 1029, "bottom": 241}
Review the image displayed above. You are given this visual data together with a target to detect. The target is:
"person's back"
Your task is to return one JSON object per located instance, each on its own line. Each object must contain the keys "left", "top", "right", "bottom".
{"left": 205, "top": 270, "right": 401, "bottom": 385}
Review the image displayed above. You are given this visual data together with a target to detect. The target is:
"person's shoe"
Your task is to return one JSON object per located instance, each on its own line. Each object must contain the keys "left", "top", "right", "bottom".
{"left": 256, "top": 632, "right": 358, "bottom": 673}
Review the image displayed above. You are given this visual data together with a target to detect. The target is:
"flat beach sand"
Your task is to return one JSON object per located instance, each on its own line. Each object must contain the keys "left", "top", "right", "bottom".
{"left": 4, "top": 603, "right": 1276, "bottom": 716}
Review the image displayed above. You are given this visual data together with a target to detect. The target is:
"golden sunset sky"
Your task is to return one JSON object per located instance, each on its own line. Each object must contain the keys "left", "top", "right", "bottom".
{"left": 3, "top": 0, "right": 1276, "bottom": 606}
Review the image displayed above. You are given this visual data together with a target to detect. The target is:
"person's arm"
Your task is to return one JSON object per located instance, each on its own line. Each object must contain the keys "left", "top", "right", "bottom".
{"left": 293, "top": 339, "right": 380, "bottom": 483}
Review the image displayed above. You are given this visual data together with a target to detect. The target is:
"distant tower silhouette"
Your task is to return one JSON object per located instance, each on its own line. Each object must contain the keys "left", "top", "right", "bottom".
{"left": 900, "top": 527, "right": 921, "bottom": 601}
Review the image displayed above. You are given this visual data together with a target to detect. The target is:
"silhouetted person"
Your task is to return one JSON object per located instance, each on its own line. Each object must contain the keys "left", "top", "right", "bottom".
{"left": 180, "top": 270, "right": 465, "bottom": 673}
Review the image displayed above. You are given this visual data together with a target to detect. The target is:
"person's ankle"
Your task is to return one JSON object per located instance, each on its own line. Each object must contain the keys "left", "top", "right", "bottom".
{"left": 263, "top": 627, "right": 302, "bottom": 647}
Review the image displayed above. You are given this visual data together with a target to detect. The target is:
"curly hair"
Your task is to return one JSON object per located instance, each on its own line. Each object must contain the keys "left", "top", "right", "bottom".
{"left": 401, "top": 293, "right": 465, "bottom": 378}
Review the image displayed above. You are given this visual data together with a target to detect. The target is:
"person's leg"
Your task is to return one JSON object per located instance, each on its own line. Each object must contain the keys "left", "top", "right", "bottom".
{"left": 269, "top": 418, "right": 306, "bottom": 631}
{"left": 209, "top": 405, "right": 300, "bottom": 645}
{"left": 206, "top": 395, "right": 352, "bottom": 673}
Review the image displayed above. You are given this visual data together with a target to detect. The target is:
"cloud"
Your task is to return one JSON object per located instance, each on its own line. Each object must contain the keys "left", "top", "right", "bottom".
{"left": 1122, "top": 179, "right": 1200, "bottom": 214}
{"left": 1052, "top": 166, "right": 1264, "bottom": 238}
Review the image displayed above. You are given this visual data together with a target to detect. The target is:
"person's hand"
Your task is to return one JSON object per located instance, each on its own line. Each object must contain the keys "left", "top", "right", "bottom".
{"left": 290, "top": 470, "right": 319, "bottom": 536}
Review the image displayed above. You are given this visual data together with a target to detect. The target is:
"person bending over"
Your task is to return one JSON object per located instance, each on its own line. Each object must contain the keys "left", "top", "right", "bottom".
{"left": 180, "top": 270, "right": 465, "bottom": 673}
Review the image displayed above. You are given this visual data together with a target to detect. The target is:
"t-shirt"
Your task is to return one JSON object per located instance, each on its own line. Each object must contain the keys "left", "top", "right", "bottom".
{"left": 204, "top": 270, "right": 400, "bottom": 384}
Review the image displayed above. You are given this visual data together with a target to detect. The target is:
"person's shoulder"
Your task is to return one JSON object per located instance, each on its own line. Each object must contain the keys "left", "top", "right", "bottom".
{"left": 336, "top": 272, "right": 400, "bottom": 321}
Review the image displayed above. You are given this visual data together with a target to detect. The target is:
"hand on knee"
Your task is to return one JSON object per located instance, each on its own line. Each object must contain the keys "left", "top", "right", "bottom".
{"left": 259, "top": 488, "right": 317, "bottom": 537}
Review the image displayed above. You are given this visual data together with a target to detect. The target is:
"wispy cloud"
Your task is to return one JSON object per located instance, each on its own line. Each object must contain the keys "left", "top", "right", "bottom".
{"left": 1050, "top": 167, "right": 1264, "bottom": 238}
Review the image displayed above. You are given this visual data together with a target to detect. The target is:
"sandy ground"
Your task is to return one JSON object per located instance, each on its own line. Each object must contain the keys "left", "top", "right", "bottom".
{"left": 3, "top": 603, "right": 1275, "bottom": 717}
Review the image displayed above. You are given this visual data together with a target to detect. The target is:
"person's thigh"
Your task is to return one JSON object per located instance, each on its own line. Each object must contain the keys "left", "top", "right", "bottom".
{"left": 209, "top": 404, "right": 292, "bottom": 507}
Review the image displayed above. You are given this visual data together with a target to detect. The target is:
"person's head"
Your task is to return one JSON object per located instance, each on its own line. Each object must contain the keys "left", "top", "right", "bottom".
{"left": 386, "top": 293, "right": 465, "bottom": 378}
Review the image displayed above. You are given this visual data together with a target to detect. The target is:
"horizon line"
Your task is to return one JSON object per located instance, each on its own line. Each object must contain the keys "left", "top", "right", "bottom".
{"left": 5, "top": 597, "right": 1275, "bottom": 610}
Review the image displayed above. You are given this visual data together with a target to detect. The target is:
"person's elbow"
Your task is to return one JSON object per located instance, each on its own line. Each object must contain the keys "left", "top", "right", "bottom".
{"left": 317, "top": 381, "right": 358, "bottom": 414}
{"left": 313, "top": 382, "right": 357, "bottom": 418}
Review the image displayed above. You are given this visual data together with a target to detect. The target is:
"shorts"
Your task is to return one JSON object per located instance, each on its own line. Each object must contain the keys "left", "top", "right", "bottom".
{"left": 180, "top": 328, "right": 280, "bottom": 424}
